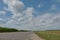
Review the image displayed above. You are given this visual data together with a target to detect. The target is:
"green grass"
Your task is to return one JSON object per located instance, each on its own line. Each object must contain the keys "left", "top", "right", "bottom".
{"left": 35, "top": 30, "right": 60, "bottom": 40}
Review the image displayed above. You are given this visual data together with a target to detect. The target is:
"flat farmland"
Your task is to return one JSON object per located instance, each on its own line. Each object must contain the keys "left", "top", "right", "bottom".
{"left": 35, "top": 30, "right": 60, "bottom": 40}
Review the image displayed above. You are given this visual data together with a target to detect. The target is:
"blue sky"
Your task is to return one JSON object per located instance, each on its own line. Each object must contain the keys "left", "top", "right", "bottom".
{"left": 0, "top": 0, "right": 60, "bottom": 30}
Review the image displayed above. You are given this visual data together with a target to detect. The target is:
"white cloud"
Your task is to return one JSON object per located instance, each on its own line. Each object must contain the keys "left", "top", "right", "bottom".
{"left": 33, "top": 13, "right": 60, "bottom": 27}
{"left": 0, "top": 18, "right": 6, "bottom": 27}
{"left": 3, "top": 0, "right": 34, "bottom": 29}
{"left": 38, "top": 5, "right": 41, "bottom": 8}
{"left": 24, "top": 7, "right": 34, "bottom": 15}
{"left": 53, "top": 0, "right": 60, "bottom": 2}
{"left": 38, "top": 3, "right": 43, "bottom": 8}
{"left": 3, "top": 0, "right": 24, "bottom": 12}
{"left": 23, "top": 7, "right": 34, "bottom": 20}
{"left": 50, "top": 4, "right": 57, "bottom": 11}
{"left": 0, "top": 11, "right": 6, "bottom": 15}
{"left": 55, "top": 0, "right": 60, "bottom": 2}
{"left": 2, "top": 0, "right": 60, "bottom": 30}
{"left": 0, "top": 18, "right": 4, "bottom": 21}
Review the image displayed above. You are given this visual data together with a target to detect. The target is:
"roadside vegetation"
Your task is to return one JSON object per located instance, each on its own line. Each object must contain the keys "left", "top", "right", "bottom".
{"left": 35, "top": 30, "right": 60, "bottom": 40}
{"left": 19, "top": 30, "right": 30, "bottom": 32}
{"left": 0, "top": 27, "right": 18, "bottom": 32}
{"left": 0, "top": 27, "right": 30, "bottom": 32}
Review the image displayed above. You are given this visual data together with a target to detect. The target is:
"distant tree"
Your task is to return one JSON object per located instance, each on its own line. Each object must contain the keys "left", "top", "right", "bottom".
{"left": 0, "top": 27, "right": 18, "bottom": 32}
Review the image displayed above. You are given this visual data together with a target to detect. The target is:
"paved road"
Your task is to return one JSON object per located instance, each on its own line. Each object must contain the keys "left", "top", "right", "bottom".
{"left": 0, "top": 32, "right": 44, "bottom": 40}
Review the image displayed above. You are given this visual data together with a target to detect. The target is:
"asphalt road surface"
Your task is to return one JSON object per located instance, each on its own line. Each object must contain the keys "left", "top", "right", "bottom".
{"left": 0, "top": 32, "right": 44, "bottom": 40}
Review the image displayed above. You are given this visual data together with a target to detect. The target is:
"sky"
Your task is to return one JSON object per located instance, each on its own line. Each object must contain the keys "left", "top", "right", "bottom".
{"left": 0, "top": 0, "right": 60, "bottom": 30}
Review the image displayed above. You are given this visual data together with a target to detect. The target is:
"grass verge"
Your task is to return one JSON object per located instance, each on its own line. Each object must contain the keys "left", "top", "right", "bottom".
{"left": 35, "top": 30, "right": 60, "bottom": 40}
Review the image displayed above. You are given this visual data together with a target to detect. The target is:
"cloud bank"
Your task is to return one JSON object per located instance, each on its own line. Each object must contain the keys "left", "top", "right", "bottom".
{"left": 0, "top": 0, "right": 60, "bottom": 30}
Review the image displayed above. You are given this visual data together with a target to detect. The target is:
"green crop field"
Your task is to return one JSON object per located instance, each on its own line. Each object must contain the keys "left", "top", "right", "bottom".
{"left": 35, "top": 30, "right": 60, "bottom": 40}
